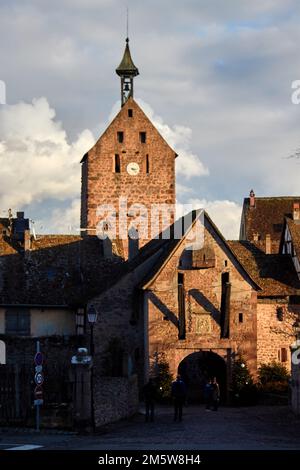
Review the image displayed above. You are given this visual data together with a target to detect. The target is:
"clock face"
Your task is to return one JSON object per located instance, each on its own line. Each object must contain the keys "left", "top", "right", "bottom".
{"left": 127, "top": 162, "right": 140, "bottom": 175}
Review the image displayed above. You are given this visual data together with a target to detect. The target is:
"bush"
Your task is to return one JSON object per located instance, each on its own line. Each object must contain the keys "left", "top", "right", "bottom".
{"left": 258, "top": 362, "right": 290, "bottom": 395}
{"left": 258, "top": 361, "right": 289, "bottom": 385}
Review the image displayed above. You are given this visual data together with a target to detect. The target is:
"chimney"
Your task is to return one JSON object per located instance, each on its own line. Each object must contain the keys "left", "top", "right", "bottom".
{"left": 293, "top": 202, "right": 300, "bottom": 221}
{"left": 24, "top": 229, "right": 31, "bottom": 251}
{"left": 13, "top": 211, "right": 30, "bottom": 242}
{"left": 249, "top": 189, "right": 255, "bottom": 208}
{"left": 265, "top": 233, "right": 271, "bottom": 254}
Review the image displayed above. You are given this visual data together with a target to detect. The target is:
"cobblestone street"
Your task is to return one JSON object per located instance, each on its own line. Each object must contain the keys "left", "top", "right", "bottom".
{"left": 1, "top": 405, "right": 300, "bottom": 450}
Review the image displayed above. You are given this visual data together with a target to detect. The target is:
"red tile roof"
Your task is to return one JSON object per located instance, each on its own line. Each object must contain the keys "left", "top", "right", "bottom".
{"left": 228, "top": 240, "right": 300, "bottom": 297}
{"left": 241, "top": 197, "right": 300, "bottom": 253}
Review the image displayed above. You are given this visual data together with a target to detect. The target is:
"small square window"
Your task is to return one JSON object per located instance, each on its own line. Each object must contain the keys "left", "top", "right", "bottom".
{"left": 117, "top": 131, "right": 124, "bottom": 143}
{"left": 140, "top": 132, "right": 146, "bottom": 143}
{"left": 128, "top": 109, "right": 133, "bottom": 117}
{"left": 239, "top": 313, "right": 243, "bottom": 323}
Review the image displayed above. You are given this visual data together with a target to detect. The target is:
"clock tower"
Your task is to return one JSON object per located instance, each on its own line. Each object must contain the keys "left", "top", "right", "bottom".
{"left": 80, "top": 38, "right": 177, "bottom": 258}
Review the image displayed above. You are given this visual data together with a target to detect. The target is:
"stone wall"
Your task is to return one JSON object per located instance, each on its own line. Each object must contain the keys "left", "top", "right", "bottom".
{"left": 94, "top": 374, "right": 139, "bottom": 427}
{"left": 256, "top": 301, "right": 300, "bottom": 370}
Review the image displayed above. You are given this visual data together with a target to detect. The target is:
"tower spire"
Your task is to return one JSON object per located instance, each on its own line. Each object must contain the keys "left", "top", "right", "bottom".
{"left": 116, "top": 34, "right": 139, "bottom": 106}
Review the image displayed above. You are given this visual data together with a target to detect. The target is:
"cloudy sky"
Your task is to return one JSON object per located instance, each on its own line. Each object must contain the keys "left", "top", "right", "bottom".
{"left": 1, "top": 0, "right": 300, "bottom": 238}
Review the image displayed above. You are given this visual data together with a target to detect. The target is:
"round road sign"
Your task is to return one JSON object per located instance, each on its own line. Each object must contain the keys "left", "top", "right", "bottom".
{"left": 35, "top": 372, "right": 44, "bottom": 385}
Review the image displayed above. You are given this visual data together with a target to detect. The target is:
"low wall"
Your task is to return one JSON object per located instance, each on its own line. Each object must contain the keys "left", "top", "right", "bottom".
{"left": 94, "top": 374, "right": 139, "bottom": 428}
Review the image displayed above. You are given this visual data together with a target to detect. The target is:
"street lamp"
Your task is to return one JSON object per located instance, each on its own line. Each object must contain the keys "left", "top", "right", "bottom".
{"left": 87, "top": 304, "right": 98, "bottom": 356}
{"left": 87, "top": 304, "right": 98, "bottom": 432}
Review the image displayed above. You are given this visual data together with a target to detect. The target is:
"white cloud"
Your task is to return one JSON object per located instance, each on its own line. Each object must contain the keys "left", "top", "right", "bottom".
{"left": 35, "top": 198, "right": 81, "bottom": 235}
{"left": 177, "top": 197, "right": 242, "bottom": 240}
{"left": 0, "top": 97, "right": 95, "bottom": 211}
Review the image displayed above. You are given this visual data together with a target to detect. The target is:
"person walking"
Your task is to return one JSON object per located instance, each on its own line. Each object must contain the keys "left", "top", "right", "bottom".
{"left": 212, "top": 377, "right": 220, "bottom": 411}
{"left": 171, "top": 375, "right": 187, "bottom": 422}
{"left": 204, "top": 378, "right": 213, "bottom": 411}
{"left": 142, "top": 378, "right": 156, "bottom": 422}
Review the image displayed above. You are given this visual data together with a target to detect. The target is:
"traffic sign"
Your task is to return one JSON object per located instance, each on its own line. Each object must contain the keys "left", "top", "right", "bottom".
{"left": 34, "top": 352, "right": 43, "bottom": 366}
{"left": 34, "top": 399, "right": 44, "bottom": 406}
{"left": 35, "top": 372, "right": 44, "bottom": 385}
{"left": 35, "top": 365, "right": 42, "bottom": 373}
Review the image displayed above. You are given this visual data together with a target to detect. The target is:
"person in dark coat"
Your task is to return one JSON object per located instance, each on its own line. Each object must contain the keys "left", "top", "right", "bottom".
{"left": 204, "top": 378, "right": 213, "bottom": 410}
{"left": 142, "top": 378, "right": 156, "bottom": 422}
{"left": 212, "top": 377, "right": 220, "bottom": 411}
{"left": 171, "top": 375, "right": 187, "bottom": 422}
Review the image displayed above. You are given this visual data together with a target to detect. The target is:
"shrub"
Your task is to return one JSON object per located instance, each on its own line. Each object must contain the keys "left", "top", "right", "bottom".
{"left": 258, "top": 361, "right": 289, "bottom": 385}
{"left": 258, "top": 362, "right": 290, "bottom": 395}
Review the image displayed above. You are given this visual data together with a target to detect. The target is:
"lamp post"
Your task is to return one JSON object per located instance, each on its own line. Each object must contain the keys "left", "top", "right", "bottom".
{"left": 87, "top": 304, "right": 98, "bottom": 432}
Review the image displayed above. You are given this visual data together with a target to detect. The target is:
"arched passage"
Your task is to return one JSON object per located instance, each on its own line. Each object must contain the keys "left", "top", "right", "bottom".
{"left": 178, "top": 351, "right": 227, "bottom": 403}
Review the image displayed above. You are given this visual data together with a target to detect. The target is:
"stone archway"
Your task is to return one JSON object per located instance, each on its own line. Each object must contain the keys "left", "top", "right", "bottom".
{"left": 178, "top": 351, "right": 227, "bottom": 403}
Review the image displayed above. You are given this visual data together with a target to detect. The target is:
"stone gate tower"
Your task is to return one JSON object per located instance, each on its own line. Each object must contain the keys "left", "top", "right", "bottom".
{"left": 80, "top": 38, "right": 177, "bottom": 258}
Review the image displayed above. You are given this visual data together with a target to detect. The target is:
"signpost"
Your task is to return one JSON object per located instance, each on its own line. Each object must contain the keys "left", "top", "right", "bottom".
{"left": 34, "top": 342, "right": 44, "bottom": 432}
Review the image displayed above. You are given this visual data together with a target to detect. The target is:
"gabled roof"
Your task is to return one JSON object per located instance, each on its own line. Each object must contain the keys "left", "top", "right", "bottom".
{"left": 240, "top": 196, "right": 300, "bottom": 252}
{"left": 228, "top": 240, "right": 300, "bottom": 297}
{"left": 80, "top": 97, "right": 178, "bottom": 163}
{"left": 140, "top": 210, "right": 260, "bottom": 290}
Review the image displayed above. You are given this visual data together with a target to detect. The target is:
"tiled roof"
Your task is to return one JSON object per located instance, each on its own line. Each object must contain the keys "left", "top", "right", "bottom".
{"left": 242, "top": 197, "right": 300, "bottom": 253}
{"left": 0, "top": 234, "right": 122, "bottom": 307}
{"left": 228, "top": 240, "right": 300, "bottom": 297}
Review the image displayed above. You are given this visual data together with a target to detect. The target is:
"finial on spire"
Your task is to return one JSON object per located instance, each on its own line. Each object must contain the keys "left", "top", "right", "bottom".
{"left": 116, "top": 29, "right": 139, "bottom": 106}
